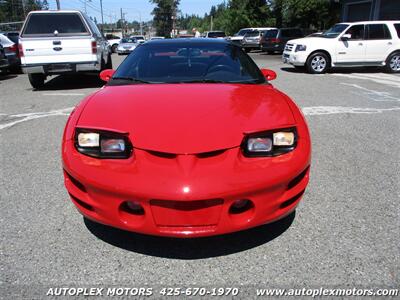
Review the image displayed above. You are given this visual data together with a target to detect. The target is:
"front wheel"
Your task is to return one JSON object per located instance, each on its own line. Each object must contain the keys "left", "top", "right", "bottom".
{"left": 306, "top": 52, "right": 330, "bottom": 74}
{"left": 111, "top": 44, "right": 118, "bottom": 53}
{"left": 28, "top": 73, "right": 45, "bottom": 89}
{"left": 385, "top": 52, "right": 400, "bottom": 73}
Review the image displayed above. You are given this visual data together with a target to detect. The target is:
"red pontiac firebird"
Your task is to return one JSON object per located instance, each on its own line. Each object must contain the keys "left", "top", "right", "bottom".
{"left": 62, "top": 39, "right": 311, "bottom": 237}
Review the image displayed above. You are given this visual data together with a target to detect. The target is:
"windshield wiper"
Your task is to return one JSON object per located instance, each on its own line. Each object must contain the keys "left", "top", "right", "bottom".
{"left": 111, "top": 76, "right": 153, "bottom": 84}
{"left": 169, "top": 79, "right": 261, "bottom": 84}
{"left": 170, "top": 79, "right": 226, "bottom": 83}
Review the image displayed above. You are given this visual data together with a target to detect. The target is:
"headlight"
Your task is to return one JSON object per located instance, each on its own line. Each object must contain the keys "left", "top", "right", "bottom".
{"left": 295, "top": 44, "right": 307, "bottom": 52}
{"left": 242, "top": 128, "right": 297, "bottom": 157}
{"left": 75, "top": 128, "right": 132, "bottom": 158}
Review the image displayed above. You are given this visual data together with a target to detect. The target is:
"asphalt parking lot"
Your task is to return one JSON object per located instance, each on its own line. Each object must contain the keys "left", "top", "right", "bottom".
{"left": 1, "top": 52, "right": 399, "bottom": 298}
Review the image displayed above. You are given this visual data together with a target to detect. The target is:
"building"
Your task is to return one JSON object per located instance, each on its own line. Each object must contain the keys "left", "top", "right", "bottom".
{"left": 341, "top": 0, "right": 400, "bottom": 22}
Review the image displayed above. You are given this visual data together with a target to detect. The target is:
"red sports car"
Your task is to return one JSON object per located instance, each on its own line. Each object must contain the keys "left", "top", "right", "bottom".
{"left": 62, "top": 39, "right": 311, "bottom": 237}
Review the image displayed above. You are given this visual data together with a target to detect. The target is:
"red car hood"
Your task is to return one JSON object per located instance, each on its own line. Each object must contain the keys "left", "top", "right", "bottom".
{"left": 77, "top": 84, "right": 295, "bottom": 154}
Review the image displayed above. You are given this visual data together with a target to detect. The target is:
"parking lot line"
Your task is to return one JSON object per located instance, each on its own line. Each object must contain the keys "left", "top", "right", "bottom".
{"left": 331, "top": 73, "right": 400, "bottom": 88}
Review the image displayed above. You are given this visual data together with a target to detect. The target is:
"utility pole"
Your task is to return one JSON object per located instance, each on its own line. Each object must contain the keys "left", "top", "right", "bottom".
{"left": 99, "top": 0, "right": 104, "bottom": 32}
{"left": 56, "top": 0, "right": 60, "bottom": 10}
{"left": 210, "top": 15, "right": 213, "bottom": 31}
{"left": 120, "top": 8, "right": 124, "bottom": 36}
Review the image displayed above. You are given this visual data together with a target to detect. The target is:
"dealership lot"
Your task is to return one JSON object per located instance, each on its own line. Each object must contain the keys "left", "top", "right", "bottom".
{"left": 1, "top": 53, "right": 399, "bottom": 297}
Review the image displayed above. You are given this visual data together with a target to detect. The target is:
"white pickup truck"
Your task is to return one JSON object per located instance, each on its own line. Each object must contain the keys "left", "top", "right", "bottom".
{"left": 19, "top": 10, "right": 112, "bottom": 89}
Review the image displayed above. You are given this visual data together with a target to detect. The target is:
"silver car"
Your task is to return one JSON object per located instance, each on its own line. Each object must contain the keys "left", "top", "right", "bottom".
{"left": 117, "top": 38, "right": 139, "bottom": 55}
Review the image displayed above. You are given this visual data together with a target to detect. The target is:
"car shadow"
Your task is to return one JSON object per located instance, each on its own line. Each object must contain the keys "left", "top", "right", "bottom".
{"left": 0, "top": 74, "right": 18, "bottom": 81}
{"left": 260, "top": 52, "right": 282, "bottom": 56}
{"left": 84, "top": 211, "right": 295, "bottom": 259}
{"left": 281, "top": 66, "right": 387, "bottom": 74}
{"left": 36, "top": 73, "right": 104, "bottom": 91}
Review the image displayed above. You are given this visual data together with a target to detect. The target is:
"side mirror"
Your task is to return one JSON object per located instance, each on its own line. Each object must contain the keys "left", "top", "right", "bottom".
{"left": 260, "top": 68, "right": 277, "bottom": 81}
{"left": 341, "top": 33, "right": 351, "bottom": 40}
{"left": 99, "top": 69, "right": 115, "bottom": 82}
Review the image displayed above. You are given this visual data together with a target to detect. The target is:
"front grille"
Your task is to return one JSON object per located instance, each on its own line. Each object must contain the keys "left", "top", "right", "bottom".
{"left": 285, "top": 43, "right": 294, "bottom": 52}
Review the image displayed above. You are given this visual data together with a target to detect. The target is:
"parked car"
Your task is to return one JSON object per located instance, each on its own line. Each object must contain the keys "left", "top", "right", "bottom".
{"left": 130, "top": 35, "right": 145, "bottom": 44}
{"left": 117, "top": 38, "right": 139, "bottom": 55}
{"left": 62, "top": 39, "right": 311, "bottom": 237}
{"left": 229, "top": 27, "right": 276, "bottom": 46}
{"left": 0, "top": 43, "right": 9, "bottom": 73}
{"left": 150, "top": 36, "right": 165, "bottom": 40}
{"left": 0, "top": 33, "right": 20, "bottom": 72}
{"left": 19, "top": 10, "right": 112, "bottom": 89}
{"left": 204, "top": 31, "right": 226, "bottom": 38}
{"left": 241, "top": 29, "right": 270, "bottom": 52}
{"left": 261, "top": 28, "right": 304, "bottom": 54}
{"left": 177, "top": 34, "right": 194, "bottom": 38}
{"left": 105, "top": 34, "right": 121, "bottom": 53}
{"left": 282, "top": 21, "right": 400, "bottom": 73}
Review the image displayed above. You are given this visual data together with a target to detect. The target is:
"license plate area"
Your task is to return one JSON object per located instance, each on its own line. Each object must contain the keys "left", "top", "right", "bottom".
{"left": 150, "top": 199, "right": 223, "bottom": 227}
{"left": 48, "top": 64, "right": 73, "bottom": 72}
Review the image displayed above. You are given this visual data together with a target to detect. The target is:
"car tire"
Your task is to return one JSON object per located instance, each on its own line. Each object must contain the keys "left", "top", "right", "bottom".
{"left": 28, "top": 73, "right": 45, "bottom": 89}
{"left": 105, "top": 53, "right": 112, "bottom": 69}
{"left": 267, "top": 51, "right": 274, "bottom": 55}
{"left": 244, "top": 48, "right": 251, "bottom": 53}
{"left": 111, "top": 44, "right": 118, "bottom": 53}
{"left": 385, "top": 52, "right": 400, "bottom": 73}
{"left": 306, "top": 52, "right": 330, "bottom": 74}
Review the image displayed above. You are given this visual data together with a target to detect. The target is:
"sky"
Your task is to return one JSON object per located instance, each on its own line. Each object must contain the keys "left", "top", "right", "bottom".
{"left": 49, "top": 0, "right": 225, "bottom": 23}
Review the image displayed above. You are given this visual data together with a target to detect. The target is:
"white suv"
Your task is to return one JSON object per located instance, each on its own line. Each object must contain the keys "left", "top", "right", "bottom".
{"left": 282, "top": 21, "right": 400, "bottom": 74}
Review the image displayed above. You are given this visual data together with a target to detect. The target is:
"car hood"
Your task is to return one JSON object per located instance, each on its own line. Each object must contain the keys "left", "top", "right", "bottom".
{"left": 77, "top": 84, "right": 295, "bottom": 154}
{"left": 287, "top": 36, "right": 326, "bottom": 45}
{"left": 230, "top": 36, "right": 244, "bottom": 40}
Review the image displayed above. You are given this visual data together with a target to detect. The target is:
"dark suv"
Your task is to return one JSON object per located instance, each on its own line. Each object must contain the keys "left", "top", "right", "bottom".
{"left": 261, "top": 28, "right": 304, "bottom": 54}
{"left": 0, "top": 43, "right": 9, "bottom": 73}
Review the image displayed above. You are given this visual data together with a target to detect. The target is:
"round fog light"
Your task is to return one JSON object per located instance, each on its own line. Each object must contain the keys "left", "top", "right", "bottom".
{"left": 123, "top": 201, "right": 145, "bottom": 215}
{"left": 229, "top": 199, "right": 253, "bottom": 214}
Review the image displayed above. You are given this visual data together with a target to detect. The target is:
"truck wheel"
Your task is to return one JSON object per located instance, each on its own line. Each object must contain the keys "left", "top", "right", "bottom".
{"left": 306, "top": 52, "right": 330, "bottom": 74}
{"left": 105, "top": 53, "right": 113, "bottom": 69}
{"left": 28, "top": 73, "right": 45, "bottom": 89}
{"left": 385, "top": 52, "right": 400, "bottom": 73}
{"left": 111, "top": 44, "right": 118, "bottom": 53}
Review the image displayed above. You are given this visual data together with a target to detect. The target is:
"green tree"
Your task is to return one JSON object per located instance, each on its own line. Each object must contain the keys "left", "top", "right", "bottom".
{"left": 150, "top": 0, "right": 180, "bottom": 37}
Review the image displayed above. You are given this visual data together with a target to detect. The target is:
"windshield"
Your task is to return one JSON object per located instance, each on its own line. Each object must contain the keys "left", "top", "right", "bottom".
{"left": 121, "top": 38, "right": 136, "bottom": 43}
{"left": 236, "top": 29, "right": 252, "bottom": 36}
{"left": 264, "top": 29, "right": 278, "bottom": 38}
{"left": 111, "top": 42, "right": 265, "bottom": 85}
{"left": 22, "top": 13, "right": 89, "bottom": 36}
{"left": 320, "top": 24, "right": 349, "bottom": 38}
{"left": 245, "top": 31, "right": 260, "bottom": 37}
{"left": 208, "top": 31, "right": 226, "bottom": 38}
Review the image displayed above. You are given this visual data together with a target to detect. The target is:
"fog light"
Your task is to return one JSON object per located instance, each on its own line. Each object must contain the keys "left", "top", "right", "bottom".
{"left": 229, "top": 199, "right": 253, "bottom": 214}
{"left": 123, "top": 201, "right": 145, "bottom": 215}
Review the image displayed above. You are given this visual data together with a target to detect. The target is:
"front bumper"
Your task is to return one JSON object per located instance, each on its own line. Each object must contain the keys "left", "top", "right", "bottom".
{"left": 22, "top": 61, "right": 99, "bottom": 74}
{"left": 0, "top": 58, "right": 9, "bottom": 69}
{"left": 241, "top": 42, "right": 260, "bottom": 49}
{"left": 282, "top": 50, "right": 308, "bottom": 66}
{"left": 63, "top": 136, "right": 311, "bottom": 237}
{"left": 117, "top": 49, "right": 134, "bottom": 54}
{"left": 262, "top": 43, "right": 284, "bottom": 52}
